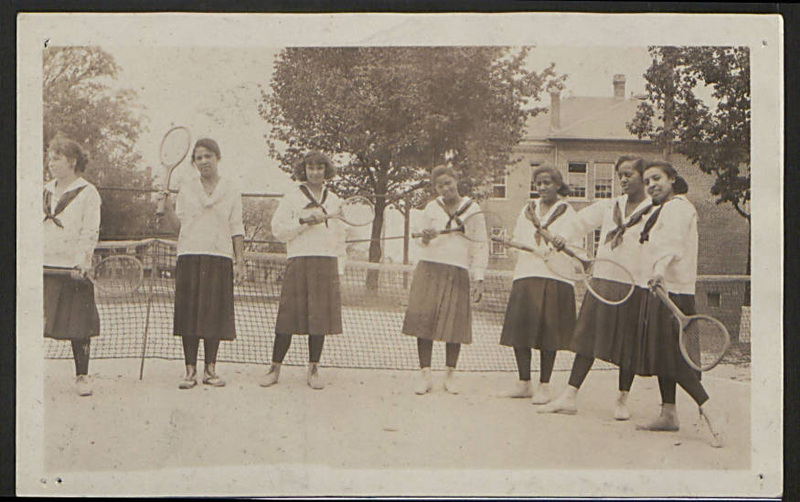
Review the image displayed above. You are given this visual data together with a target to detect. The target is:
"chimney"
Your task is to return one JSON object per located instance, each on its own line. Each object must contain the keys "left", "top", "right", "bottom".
{"left": 613, "top": 74, "right": 626, "bottom": 99}
{"left": 549, "top": 90, "right": 561, "bottom": 130}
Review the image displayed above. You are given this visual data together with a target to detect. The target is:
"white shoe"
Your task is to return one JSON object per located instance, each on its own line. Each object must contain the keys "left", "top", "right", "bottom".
{"left": 537, "top": 387, "right": 578, "bottom": 414}
{"left": 444, "top": 367, "right": 460, "bottom": 394}
{"left": 414, "top": 368, "right": 433, "bottom": 395}
{"left": 531, "top": 382, "right": 552, "bottom": 404}
{"left": 699, "top": 405, "right": 724, "bottom": 448}
{"left": 614, "top": 391, "right": 631, "bottom": 421}
{"left": 501, "top": 380, "right": 533, "bottom": 398}
{"left": 307, "top": 363, "right": 324, "bottom": 390}
{"left": 259, "top": 363, "right": 281, "bottom": 388}
{"left": 636, "top": 404, "right": 679, "bottom": 431}
{"left": 76, "top": 375, "right": 92, "bottom": 397}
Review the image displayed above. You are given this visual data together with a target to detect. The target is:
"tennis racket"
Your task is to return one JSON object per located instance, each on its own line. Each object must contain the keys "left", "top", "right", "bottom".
{"left": 300, "top": 196, "right": 375, "bottom": 227}
{"left": 412, "top": 209, "right": 496, "bottom": 243}
{"left": 155, "top": 126, "right": 191, "bottom": 215}
{"left": 651, "top": 284, "right": 730, "bottom": 372}
{"left": 44, "top": 255, "right": 144, "bottom": 296}
{"left": 494, "top": 224, "right": 635, "bottom": 306}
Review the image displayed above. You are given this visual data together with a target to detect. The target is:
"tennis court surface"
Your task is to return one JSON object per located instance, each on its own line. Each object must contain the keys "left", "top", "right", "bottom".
{"left": 41, "top": 238, "right": 752, "bottom": 487}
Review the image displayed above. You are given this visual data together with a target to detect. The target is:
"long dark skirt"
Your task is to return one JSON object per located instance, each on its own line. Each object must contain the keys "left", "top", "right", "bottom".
{"left": 275, "top": 256, "right": 343, "bottom": 336}
{"left": 499, "top": 277, "right": 576, "bottom": 351}
{"left": 633, "top": 291, "right": 700, "bottom": 381}
{"left": 402, "top": 261, "right": 472, "bottom": 344}
{"left": 570, "top": 283, "right": 648, "bottom": 368}
{"left": 173, "top": 254, "right": 236, "bottom": 341}
{"left": 43, "top": 273, "right": 100, "bottom": 341}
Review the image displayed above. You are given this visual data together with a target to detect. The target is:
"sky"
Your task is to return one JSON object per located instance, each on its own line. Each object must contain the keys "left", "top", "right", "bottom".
{"left": 105, "top": 45, "right": 655, "bottom": 196}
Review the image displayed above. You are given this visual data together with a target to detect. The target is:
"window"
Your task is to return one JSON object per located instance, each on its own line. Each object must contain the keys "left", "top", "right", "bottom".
{"left": 490, "top": 227, "right": 507, "bottom": 256}
{"left": 529, "top": 163, "right": 541, "bottom": 199}
{"left": 594, "top": 162, "right": 615, "bottom": 199}
{"left": 592, "top": 229, "right": 602, "bottom": 256}
{"left": 707, "top": 292, "right": 722, "bottom": 308}
{"left": 567, "top": 162, "right": 587, "bottom": 198}
{"left": 491, "top": 173, "right": 507, "bottom": 199}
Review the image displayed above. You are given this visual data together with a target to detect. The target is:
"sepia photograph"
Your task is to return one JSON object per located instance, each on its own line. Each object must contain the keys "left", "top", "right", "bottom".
{"left": 16, "top": 12, "right": 783, "bottom": 497}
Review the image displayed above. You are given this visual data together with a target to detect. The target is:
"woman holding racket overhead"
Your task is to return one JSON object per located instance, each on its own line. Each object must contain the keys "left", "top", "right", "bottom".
{"left": 539, "top": 155, "right": 651, "bottom": 418}
{"left": 498, "top": 165, "right": 584, "bottom": 404}
{"left": 402, "top": 165, "right": 488, "bottom": 395}
{"left": 633, "top": 160, "right": 722, "bottom": 447}
{"left": 260, "top": 151, "right": 346, "bottom": 390}
{"left": 162, "top": 137, "right": 246, "bottom": 389}
{"left": 43, "top": 136, "right": 102, "bottom": 397}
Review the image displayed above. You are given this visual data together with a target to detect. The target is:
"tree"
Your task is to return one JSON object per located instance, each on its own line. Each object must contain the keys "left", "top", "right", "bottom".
{"left": 628, "top": 46, "right": 751, "bottom": 222}
{"left": 262, "top": 47, "right": 565, "bottom": 276}
{"left": 242, "top": 197, "right": 283, "bottom": 253}
{"left": 43, "top": 46, "right": 152, "bottom": 239}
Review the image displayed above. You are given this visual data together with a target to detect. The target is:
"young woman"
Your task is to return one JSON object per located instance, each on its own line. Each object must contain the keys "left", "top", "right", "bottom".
{"left": 162, "top": 138, "right": 245, "bottom": 389}
{"left": 499, "top": 165, "right": 584, "bottom": 404}
{"left": 539, "top": 155, "right": 652, "bottom": 418}
{"left": 633, "top": 160, "right": 723, "bottom": 447}
{"left": 43, "top": 136, "right": 102, "bottom": 397}
{"left": 402, "top": 166, "right": 488, "bottom": 395}
{"left": 261, "top": 151, "right": 346, "bottom": 390}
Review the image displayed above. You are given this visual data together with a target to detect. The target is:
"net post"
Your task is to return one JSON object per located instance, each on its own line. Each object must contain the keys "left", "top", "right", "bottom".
{"left": 402, "top": 195, "right": 411, "bottom": 288}
{"left": 138, "top": 234, "right": 157, "bottom": 380}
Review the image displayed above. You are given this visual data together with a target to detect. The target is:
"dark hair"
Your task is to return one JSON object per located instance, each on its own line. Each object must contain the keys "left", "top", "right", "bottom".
{"left": 293, "top": 151, "right": 336, "bottom": 181}
{"left": 192, "top": 138, "right": 221, "bottom": 161}
{"left": 614, "top": 155, "right": 646, "bottom": 176}
{"left": 48, "top": 136, "right": 89, "bottom": 173}
{"left": 430, "top": 165, "right": 459, "bottom": 186}
{"left": 532, "top": 165, "right": 570, "bottom": 197}
{"left": 644, "top": 160, "right": 689, "bottom": 195}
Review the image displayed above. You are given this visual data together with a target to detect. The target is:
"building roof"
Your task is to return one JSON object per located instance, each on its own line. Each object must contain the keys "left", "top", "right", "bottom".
{"left": 525, "top": 96, "right": 657, "bottom": 142}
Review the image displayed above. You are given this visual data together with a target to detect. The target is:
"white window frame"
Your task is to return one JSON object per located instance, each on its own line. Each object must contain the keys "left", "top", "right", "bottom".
{"left": 592, "top": 229, "right": 602, "bottom": 256}
{"left": 529, "top": 162, "right": 541, "bottom": 199}
{"left": 490, "top": 173, "right": 508, "bottom": 200}
{"left": 593, "top": 162, "right": 616, "bottom": 200}
{"left": 490, "top": 227, "right": 507, "bottom": 257}
{"left": 567, "top": 162, "right": 588, "bottom": 200}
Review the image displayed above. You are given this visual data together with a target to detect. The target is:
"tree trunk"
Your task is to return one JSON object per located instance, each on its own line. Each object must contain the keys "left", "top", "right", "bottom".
{"left": 402, "top": 197, "right": 411, "bottom": 289}
{"left": 366, "top": 182, "right": 387, "bottom": 291}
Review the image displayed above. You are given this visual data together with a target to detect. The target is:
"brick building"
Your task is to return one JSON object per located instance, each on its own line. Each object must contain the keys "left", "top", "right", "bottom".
{"left": 482, "top": 74, "right": 750, "bottom": 277}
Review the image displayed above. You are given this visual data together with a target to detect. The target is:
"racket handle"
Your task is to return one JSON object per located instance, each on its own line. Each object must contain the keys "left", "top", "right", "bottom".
{"left": 651, "top": 284, "right": 685, "bottom": 319}
{"left": 43, "top": 265, "right": 75, "bottom": 275}
{"left": 300, "top": 216, "right": 326, "bottom": 225}
{"left": 155, "top": 197, "right": 167, "bottom": 216}
{"left": 495, "top": 237, "right": 537, "bottom": 254}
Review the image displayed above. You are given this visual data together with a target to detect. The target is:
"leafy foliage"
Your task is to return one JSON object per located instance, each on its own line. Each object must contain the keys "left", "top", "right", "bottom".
{"left": 628, "top": 46, "right": 750, "bottom": 221}
{"left": 43, "top": 46, "right": 152, "bottom": 238}
{"left": 262, "top": 47, "right": 565, "bottom": 264}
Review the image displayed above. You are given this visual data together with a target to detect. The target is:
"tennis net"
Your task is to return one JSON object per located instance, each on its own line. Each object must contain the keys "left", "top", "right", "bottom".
{"left": 44, "top": 239, "right": 751, "bottom": 373}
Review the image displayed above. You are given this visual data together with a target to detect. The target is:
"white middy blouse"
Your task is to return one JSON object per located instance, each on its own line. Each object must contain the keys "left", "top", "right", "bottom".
{"left": 639, "top": 195, "right": 698, "bottom": 295}
{"left": 414, "top": 197, "right": 489, "bottom": 281}
{"left": 509, "top": 199, "right": 584, "bottom": 284}
{"left": 43, "top": 177, "right": 101, "bottom": 270}
{"left": 578, "top": 194, "right": 653, "bottom": 287}
{"left": 175, "top": 174, "right": 245, "bottom": 259}
{"left": 271, "top": 184, "right": 347, "bottom": 274}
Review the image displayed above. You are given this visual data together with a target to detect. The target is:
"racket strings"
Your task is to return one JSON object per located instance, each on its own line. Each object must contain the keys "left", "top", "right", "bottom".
{"left": 93, "top": 256, "right": 144, "bottom": 295}
{"left": 682, "top": 317, "right": 730, "bottom": 370}
{"left": 160, "top": 128, "right": 191, "bottom": 166}
{"left": 340, "top": 198, "right": 375, "bottom": 226}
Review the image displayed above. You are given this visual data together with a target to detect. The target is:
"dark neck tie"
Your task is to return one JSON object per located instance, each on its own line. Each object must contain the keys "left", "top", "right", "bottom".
{"left": 43, "top": 185, "right": 87, "bottom": 229}
{"left": 300, "top": 184, "right": 329, "bottom": 227}
{"left": 604, "top": 201, "right": 653, "bottom": 249}
{"left": 525, "top": 201, "right": 567, "bottom": 245}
